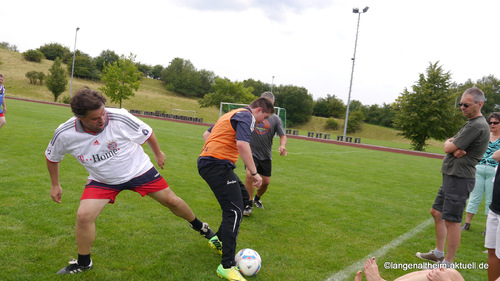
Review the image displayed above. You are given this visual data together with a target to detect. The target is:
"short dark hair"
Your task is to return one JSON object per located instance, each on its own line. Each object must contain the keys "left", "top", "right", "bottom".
{"left": 70, "top": 87, "right": 107, "bottom": 117}
{"left": 488, "top": 112, "right": 500, "bottom": 122}
{"left": 250, "top": 97, "right": 275, "bottom": 114}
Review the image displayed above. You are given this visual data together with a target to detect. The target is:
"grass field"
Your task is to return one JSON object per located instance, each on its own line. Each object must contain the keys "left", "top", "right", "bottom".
{"left": 0, "top": 99, "right": 489, "bottom": 280}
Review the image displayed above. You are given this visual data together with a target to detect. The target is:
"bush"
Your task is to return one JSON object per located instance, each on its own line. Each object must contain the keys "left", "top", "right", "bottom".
{"left": 36, "top": 72, "right": 46, "bottom": 85}
{"left": 345, "top": 111, "right": 364, "bottom": 133}
{"left": 61, "top": 95, "right": 71, "bottom": 104}
{"left": 23, "top": 49, "right": 45, "bottom": 62}
{"left": 38, "top": 43, "right": 70, "bottom": 61}
{"left": 25, "top": 71, "right": 39, "bottom": 84}
{"left": 325, "top": 117, "right": 339, "bottom": 130}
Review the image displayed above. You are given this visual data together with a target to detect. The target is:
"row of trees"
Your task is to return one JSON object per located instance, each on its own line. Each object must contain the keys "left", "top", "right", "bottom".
{"left": 10, "top": 41, "right": 500, "bottom": 151}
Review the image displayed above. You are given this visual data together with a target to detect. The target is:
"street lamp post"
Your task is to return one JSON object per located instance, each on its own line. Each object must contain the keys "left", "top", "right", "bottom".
{"left": 271, "top": 76, "right": 275, "bottom": 93}
{"left": 69, "top": 27, "right": 80, "bottom": 98}
{"left": 343, "top": 7, "right": 369, "bottom": 141}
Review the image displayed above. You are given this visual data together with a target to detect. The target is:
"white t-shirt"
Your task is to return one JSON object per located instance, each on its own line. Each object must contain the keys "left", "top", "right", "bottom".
{"left": 45, "top": 108, "right": 154, "bottom": 184}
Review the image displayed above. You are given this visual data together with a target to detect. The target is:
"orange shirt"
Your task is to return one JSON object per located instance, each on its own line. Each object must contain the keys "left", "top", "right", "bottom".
{"left": 200, "top": 108, "right": 254, "bottom": 164}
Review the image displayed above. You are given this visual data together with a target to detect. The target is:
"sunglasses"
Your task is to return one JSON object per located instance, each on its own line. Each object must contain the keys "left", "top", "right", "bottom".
{"left": 489, "top": 122, "right": 500, "bottom": 125}
{"left": 458, "top": 102, "right": 474, "bottom": 108}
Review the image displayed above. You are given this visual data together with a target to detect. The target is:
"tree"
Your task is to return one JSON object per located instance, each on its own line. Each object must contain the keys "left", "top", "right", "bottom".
{"left": 38, "top": 43, "right": 70, "bottom": 61}
{"left": 345, "top": 111, "right": 364, "bottom": 133}
{"left": 0, "top": 42, "right": 18, "bottom": 51}
{"left": 243, "top": 79, "right": 270, "bottom": 96}
{"left": 313, "top": 94, "right": 346, "bottom": 118}
{"left": 36, "top": 72, "right": 46, "bottom": 85}
{"left": 198, "top": 77, "right": 255, "bottom": 108}
{"left": 161, "top": 58, "right": 203, "bottom": 97}
{"left": 94, "top": 50, "right": 120, "bottom": 73}
{"left": 151, "top": 65, "right": 164, "bottom": 80}
{"left": 63, "top": 50, "right": 99, "bottom": 80}
{"left": 362, "top": 103, "right": 395, "bottom": 128}
{"left": 470, "top": 75, "right": 500, "bottom": 114}
{"left": 197, "top": 69, "right": 216, "bottom": 97}
{"left": 46, "top": 58, "right": 68, "bottom": 102}
{"left": 25, "top": 71, "right": 38, "bottom": 84}
{"left": 23, "top": 49, "right": 45, "bottom": 62}
{"left": 393, "top": 62, "right": 463, "bottom": 151}
{"left": 136, "top": 62, "right": 153, "bottom": 78}
{"left": 274, "top": 85, "right": 313, "bottom": 126}
{"left": 99, "top": 54, "right": 141, "bottom": 108}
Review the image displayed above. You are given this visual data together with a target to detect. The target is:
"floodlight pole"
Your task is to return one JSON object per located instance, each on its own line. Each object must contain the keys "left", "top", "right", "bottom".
{"left": 343, "top": 7, "right": 369, "bottom": 141}
{"left": 69, "top": 27, "right": 80, "bottom": 98}
{"left": 271, "top": 76, "right": 275, "bottom": 93}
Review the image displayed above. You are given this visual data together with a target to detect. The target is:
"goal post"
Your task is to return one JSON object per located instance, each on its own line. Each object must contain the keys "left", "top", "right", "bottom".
{"left": 172, "top": 109, "right": 196, "bottom": 117}
{"left": 219, "top": 102, "right": 286, "bottom": 129}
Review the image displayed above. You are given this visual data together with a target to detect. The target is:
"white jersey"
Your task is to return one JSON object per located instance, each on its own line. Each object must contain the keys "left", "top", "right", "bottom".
{"left": 45, "top": 108, "right": 154, "bottom": 184}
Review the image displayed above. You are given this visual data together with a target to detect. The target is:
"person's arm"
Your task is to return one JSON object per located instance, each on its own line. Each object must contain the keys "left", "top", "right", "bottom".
{"left": 2, "top": 98, "right": 6, "bottom": 113}
{"left": 203, "top": 130, "right": 211, "bottom": 142}
{"left": 146, "top": 131, "right": 165, "bottom": 169}
{"left": 444, "top": 138, "right": 458, "bottom": 153}
{"left": 493, "top": 150, "right": 500, "bottom": 162}
{"left": 47, "top": 159, "right": 62, "bottom": 203}
{"left": 278, "top": 135, "right": 287, "bottom": 156}
{"left": 444, "top": 137, "right": 466, "bottom": 158}
{"left": 237, "top": 140, "right": 262, "bottom": 188}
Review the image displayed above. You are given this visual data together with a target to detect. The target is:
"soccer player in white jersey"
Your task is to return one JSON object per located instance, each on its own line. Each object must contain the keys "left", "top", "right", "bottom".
{"left": 45, "top": 87, "right": 215, "bottom": 275}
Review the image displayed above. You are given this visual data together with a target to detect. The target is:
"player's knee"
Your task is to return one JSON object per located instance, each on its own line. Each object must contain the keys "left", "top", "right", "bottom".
{"left": 76, "top": 209, "right": 97, "bottom": 224}
{"left": 430, "top": 208, "right": 441, "bottom": 218}
{"left": 0, "top": 118, "right": 5, "bottom": 128}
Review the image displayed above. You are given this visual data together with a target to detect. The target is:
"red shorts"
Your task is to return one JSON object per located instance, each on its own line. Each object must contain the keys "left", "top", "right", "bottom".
{"left": 0, "top": 112, "right": 4, "bottom": 117}
{"left": 82, "top": 167, "right": 169, "bottom": 203}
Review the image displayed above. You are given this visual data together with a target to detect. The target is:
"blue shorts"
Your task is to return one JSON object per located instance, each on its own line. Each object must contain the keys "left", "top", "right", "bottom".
{"left": 82, "top": 167, "right": 169, "bottom": 203}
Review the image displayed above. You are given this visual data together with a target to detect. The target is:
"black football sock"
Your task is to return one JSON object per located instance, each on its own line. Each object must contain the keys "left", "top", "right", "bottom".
{"left": 78, "top": 254, "right": 91, "bottom": 266}
{"left": 190, "top": 217, "right": 203, "bottom": 231}
{"left": 254, "top": 195, "right": 261, "bottom": 201}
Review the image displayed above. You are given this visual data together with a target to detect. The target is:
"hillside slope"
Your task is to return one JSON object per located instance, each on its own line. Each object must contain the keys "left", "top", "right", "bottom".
{"left": 0, "top": 48, "right": 220, "bottom": 123}
{"left": 0, "top": 48, "right": 442, "bottom": 151}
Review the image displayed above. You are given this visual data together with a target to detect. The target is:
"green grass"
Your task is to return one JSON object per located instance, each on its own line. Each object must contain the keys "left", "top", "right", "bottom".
{"left": 0, "top": 99, "right": 488, "bottom": 280}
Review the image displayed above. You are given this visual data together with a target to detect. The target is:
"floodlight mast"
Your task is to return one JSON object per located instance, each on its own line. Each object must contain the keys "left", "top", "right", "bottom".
{"left": 343, "top": 7, "right": 369, "bottom": 141}
{"left": 69, "top": 27, "right": 80, "bottom": 98}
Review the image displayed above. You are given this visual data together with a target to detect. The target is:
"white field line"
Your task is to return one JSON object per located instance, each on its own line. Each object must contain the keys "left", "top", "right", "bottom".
{"left": 325, "top": 218, "right": 434, "bottom": 281}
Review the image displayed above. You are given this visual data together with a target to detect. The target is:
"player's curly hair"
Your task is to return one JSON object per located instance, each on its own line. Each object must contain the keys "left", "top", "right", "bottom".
{"left": 70, "top": 87, "right": 107, "bottom": 117}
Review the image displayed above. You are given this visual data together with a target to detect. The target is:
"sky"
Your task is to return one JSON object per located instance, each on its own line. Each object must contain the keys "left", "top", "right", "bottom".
{"left": 3, "top": 0, "right": 500, "bottom": 106}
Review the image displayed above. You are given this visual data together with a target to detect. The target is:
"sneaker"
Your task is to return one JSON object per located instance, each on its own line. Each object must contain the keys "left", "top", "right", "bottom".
{"left": 416, "top": 250, "right": 444, "bottom": 263}
{"left": 56, "top": 259, "right": 93, "bottom": 275}
{"left": 197, "top": 222, "right": 216, "bottom": 239}
{"left": 461, "top": 222, "right": 470, "bottom": 231}
{"left": 216, "top": 264, "right": 247, "bottom": 281}
{"left": 243, "top": 205, "right": 253, "bottom": 216}
{"left": 209, "top": 235, "right": 222, "bottom": 255}
{"left": 253, "top": 199, "right": 264, "bottom": 209}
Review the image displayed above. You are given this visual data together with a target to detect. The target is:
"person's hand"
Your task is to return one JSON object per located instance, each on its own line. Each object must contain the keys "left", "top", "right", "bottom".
{"left": 155, "top": 151, "right": 166, "bottom": 169}
{"left": 253, "top": 174, "right": 262, "bottom": 188}
{"left": 279, "top": 146, "right": 287, "bottom": 156}
{"left": 51, "top": 185, "right": 62, "bottom": 203}
{"left": 453, "top": 149, "right": 466, "bottom": 158}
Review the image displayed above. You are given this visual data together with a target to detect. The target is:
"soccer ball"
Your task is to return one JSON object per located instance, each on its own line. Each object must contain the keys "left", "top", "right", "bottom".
{"left": 235, "top": 248, "right": 261, "bottom": 276}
